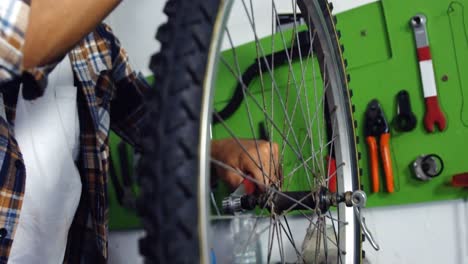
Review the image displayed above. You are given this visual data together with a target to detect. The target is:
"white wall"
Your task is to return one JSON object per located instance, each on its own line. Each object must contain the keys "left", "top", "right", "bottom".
{"left": 363, "top": 199, "right": 468, "bottom": 264}
{"left": 105, "top": 0, "right": 164, "bottom": 77}
{"left": 329, "top": 0, "right": 379, "bottom": 14}
{"left": 104, "top": 0, "right": 380, "bottom": 77}
{"left": 106, "top": 1, "right": 468, "bottom": 263}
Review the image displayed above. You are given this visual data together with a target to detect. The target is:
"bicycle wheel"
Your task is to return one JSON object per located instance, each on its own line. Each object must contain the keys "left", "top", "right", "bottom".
{"left": 137, "top": 0, "right": 361, "bottom": 263}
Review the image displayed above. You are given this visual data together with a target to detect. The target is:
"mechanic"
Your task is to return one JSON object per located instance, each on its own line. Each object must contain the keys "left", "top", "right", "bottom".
{"left": 0, "top": 0, "right": 279, "bottom": 263}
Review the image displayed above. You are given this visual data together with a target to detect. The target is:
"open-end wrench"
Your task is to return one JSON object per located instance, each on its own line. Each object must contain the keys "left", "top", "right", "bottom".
{"left": 410, "top": 14, "right": 447, "bottom": 132}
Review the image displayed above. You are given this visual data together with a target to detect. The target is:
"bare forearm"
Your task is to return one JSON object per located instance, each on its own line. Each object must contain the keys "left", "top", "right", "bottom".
{"left": 23, "top": 0, "right": 121, "bottom": 68}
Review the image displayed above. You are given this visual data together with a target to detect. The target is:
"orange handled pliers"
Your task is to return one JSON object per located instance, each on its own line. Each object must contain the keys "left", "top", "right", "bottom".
{"left": 364, "top": 99, "right": 395, "bottom": 193}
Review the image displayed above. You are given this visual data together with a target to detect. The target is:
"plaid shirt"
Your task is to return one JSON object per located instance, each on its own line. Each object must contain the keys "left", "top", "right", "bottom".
{"left": 0, "top": 2, "right": 149, "bottom": 262}
{"left": 0, "top": 0, "right": 30, "bottom": 83}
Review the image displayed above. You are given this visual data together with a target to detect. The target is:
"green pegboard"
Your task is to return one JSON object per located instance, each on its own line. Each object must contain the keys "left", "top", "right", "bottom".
{"left": 108, "top": 132, "right": 141, "bottom": 230}
{"left": 107, "top": 76, "right": 155, "bottom": 230}
{"left": 337, "top": 0, "right": 468, "bottom": 207}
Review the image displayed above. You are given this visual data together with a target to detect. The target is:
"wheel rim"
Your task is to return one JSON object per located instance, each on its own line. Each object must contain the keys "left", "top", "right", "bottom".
{"left": 198, "top": 0, "right": 360, "bottom": 263}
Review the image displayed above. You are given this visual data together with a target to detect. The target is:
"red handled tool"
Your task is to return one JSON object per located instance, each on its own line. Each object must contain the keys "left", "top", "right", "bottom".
{"left": 410, "top": 14, "right": 446, "bottom": 132}
{"left": 364, "top": 100, "right": 395, "bottom": 193}
{"left": 452, "top": 173, "right": 468, "bottom": 187}
{"left": 230, "top": 178, "right": 257, "bottom": 196}
{"left": 222, "top": 177, "right": 257, "bottom": 214}
{"left": 326, "top": 156, "right": 337, "bottom": 193}
{"left": 240, "top": 178, "right": 256, "bottom": 195}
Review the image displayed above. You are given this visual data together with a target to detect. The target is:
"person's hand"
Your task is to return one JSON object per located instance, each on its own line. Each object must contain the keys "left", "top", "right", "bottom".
{"left": 211, "top": 139, "right": 281, "bottom": 192}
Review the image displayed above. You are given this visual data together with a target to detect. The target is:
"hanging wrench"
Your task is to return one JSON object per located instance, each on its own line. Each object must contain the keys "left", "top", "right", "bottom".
{"left": 410, "top": 14, "right": 447, "bottom": 132}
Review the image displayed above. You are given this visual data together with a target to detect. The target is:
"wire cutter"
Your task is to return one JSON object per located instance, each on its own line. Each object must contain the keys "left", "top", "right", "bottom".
{"left": 364, "top": 99, "right": 395, "bottom": 193}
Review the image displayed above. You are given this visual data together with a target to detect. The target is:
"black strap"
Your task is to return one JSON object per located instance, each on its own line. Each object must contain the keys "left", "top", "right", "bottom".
{"left": 394, "top": 90, "right": 417, "bottom": 132}
{"left": 213, "top": 31, "right": 312, "bottom": 124}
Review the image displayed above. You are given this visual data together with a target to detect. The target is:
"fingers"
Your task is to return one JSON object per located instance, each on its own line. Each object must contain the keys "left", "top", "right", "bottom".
{"left": 243, "top": 158, "right": 268, "bottom": 192}
{"left": 211, "top": 138, "right": 282, "bottom": 193}
{"left": 217, "top": 167, "right": 244, "bottom": 192}
{"left": 242, "top": 141, "right": 280, "bottom": 192}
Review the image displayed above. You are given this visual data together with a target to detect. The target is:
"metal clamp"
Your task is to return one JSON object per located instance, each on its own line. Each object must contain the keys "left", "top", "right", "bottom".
{"left": 412, "top": 154, "right": 444, "bottom": 181}
{"left": 352, "top": 191, "right": 380, "bottom": 251}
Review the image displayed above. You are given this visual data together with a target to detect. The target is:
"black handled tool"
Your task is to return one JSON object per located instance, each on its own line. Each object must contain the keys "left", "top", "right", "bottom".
{"left": 394, "top": 90, "right": 417, "bottom": 132}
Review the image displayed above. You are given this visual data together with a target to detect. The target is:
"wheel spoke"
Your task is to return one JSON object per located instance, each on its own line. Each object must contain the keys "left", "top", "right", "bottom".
{"left": 267, "top": 216, "right": 276, "bottom": 263}
{"left": 222, "top": 29, "right": 277, "bottom": 186}
{"left": 272, "top": 2, "right": 320, "bottom": 189}
{"left": 281, "top": 216, "right": 305, "bottom": 262}
{"left": 215, "top": 60, "right": 316, "bottom": 177}
{"left": 239, "top": 0, "right": 312, "bottom": 168}
{"left": 274, "top": 215, "right": 286, "bottom": 263}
